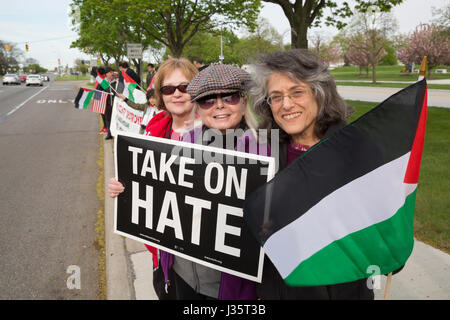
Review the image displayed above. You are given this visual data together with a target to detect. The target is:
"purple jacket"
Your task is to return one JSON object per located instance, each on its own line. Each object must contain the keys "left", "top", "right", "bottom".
{"left": 160, "top": 125, "right": 270, "bottom": 300}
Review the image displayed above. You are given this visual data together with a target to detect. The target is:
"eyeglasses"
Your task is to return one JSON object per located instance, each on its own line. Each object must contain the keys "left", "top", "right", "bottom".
{"left": 160, "top": 84, "right": 189, "bottom": 95}
{"left": 267, "top": 90, "right": 305, "bottom": 108}
{"left": 197, "top": 92, "right": 242, "bottom": 109}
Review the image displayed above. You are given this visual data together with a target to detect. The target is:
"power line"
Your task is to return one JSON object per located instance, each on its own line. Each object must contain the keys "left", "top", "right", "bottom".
{"left": 11, "top": 35, "right": 77, "bottom": 45}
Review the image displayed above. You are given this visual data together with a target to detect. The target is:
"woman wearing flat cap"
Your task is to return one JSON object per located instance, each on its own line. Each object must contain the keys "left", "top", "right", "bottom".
{"left": 159, "top": 63, "right": 266, "bottom": 300}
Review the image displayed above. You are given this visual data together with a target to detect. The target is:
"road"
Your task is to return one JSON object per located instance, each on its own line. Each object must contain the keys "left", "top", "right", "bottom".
{"left": 0, "top": 79, "right": 102, "bottom": 299}
{"left": 337, "top": 85, "right": 450, "bottom": 108}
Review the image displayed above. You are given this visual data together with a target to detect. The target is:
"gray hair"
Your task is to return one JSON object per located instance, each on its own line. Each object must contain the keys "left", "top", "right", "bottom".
{"left": 249, "top": 49, "right": 353, "bottom": 142}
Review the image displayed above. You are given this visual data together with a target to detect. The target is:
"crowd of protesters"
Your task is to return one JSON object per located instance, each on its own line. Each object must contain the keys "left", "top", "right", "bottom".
{"left": 103, "top": 49, "right": 376, "bottom": 300}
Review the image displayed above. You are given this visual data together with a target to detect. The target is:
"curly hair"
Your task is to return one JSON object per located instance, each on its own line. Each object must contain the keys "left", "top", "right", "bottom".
{"left": 249, "top": 49, "right": 353, "bottom": 143}
{"left": 153, "top": 58, "right": 198, "bottom": 112}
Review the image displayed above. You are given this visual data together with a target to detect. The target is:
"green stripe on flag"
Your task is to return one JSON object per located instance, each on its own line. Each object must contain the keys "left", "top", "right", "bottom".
{"left": 128, "top": 83, "right": 137, "bottom": 102}
{"left": 284, "top": 190, "right": 416, "bottom": 286}
{"left": 83, "top": 91, "right": 94, "bottom": 109}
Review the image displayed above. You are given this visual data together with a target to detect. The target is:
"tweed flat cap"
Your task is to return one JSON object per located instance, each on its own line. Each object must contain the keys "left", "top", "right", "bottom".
{"left": 187, "top": 63, "right": 252, "bottom": 102}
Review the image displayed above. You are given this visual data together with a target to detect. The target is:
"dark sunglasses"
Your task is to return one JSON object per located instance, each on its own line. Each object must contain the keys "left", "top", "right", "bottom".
{"left": 197, "top": 92, "right": 242, "bottom": 109}
{"left": 160, "top": 84, "right": 188, "bottom": 95}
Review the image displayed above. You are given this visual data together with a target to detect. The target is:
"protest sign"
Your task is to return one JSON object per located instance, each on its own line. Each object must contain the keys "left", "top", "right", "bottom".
{"left": 110, "top": 88, "right": 147, "bottom": 136}
{"left": 113, "top": 131, "right": 275, "bottom": 282}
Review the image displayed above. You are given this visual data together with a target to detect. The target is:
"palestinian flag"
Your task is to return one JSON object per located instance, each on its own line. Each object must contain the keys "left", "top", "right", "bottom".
{"left": 74, "top": 87, "right": 94, "bottom": 109}
{"left": 121, "top": 70, "right": 138, "bottom": 102}
{"left": 96, "top": 72, "right": 110, "bottom": 90}
{"left": 243, "top": 80, "right": 427, "bottom": 286}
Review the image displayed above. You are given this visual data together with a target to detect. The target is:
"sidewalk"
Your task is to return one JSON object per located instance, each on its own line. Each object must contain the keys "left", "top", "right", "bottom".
{"left": 103, "top": 139, "right": 450, "bottom": 300}
{"left": 104, "top": 138, "right": 158, "bottom": 300}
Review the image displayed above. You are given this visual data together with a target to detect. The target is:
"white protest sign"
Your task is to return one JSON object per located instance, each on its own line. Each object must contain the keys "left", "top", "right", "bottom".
{"left": 110, "top": 89, "right": 147, "bottom": 136}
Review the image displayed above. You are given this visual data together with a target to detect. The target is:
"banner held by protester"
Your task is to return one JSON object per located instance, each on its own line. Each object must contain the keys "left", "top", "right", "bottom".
{"left": 113, "top": 131, "right": 275, "bottom": 282}
{"left": 110, "top": 90, "right": 147, "bottom": 137}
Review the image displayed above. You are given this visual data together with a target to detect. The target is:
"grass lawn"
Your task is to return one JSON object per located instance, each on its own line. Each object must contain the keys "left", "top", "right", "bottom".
{"left": 336, "top": 81, "right": 450, "bottom": 91}
{"left": 55, "top": 74, "right": 91, "bottom": 81}
{"left": 331, "top": 65, "right": 450, "bottom": 82}
{"left": 346, "top": 100, "right": 450, "bottom": 253}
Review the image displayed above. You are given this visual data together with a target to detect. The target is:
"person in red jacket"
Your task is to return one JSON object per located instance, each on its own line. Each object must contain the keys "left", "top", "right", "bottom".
{"left": 108, "top": 58, "right": 198, "bottom": 299}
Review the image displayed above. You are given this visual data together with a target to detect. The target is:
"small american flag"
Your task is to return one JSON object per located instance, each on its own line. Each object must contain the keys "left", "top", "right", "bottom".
{"left": 92, "top": 90, "right": 108, "bottom": 114}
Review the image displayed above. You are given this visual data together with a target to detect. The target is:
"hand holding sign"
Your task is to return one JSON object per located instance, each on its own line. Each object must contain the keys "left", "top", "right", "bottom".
{"left": 108, "top": 178, "right": 124, "bottom": 198}
{"left": 113, "top": 132, "right": 274, "bottom": 282}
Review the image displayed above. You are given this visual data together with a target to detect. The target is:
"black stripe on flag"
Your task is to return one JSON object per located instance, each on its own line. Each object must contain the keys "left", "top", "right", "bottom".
{"left": 243, "top": 80, "right": 426, "bottom": 245}
{"left": 74, "top": 88, "right": 84, "bottom": 108}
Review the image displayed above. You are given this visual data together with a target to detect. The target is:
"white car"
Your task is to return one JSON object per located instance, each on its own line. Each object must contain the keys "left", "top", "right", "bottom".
{"left": 26, "top": 75, "right": 44, "bottom": 86}
{"left": 2, "top": 74, "right": 21, "bottom": 85}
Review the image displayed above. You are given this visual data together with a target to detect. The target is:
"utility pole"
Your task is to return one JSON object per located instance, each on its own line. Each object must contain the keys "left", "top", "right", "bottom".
{"left": 219, "top": 29, "right": 224, "bottom": 63}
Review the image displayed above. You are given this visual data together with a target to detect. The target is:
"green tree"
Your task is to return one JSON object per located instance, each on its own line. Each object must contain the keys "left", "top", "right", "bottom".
{"left": 262, "top": 0, "right": 403, "bottom": 49}
{"left": 74, "top": 59, "right": 89, "bottom": 75}
{"left": 180, "top": 29, "right": 241, "bottom": 64}
{"left": 0, "top": 40, "right": 23, "bottom": 75}
{"left": 232, "top": 18, "right": 282, "bottom": 64}
{"left": 380, "top": 42, "right": 398, "bottom": 65}
{"left": 70, "top": 0, "right": 162, "bottom": 75}
{"left": 180, "top": 18, "right": 281, "bottom": 65}
{"left": 126, "top": 0, "right": 261, "bottom": 58}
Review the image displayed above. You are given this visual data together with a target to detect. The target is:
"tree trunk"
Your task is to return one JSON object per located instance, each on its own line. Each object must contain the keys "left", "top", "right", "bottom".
{"left": 291, "top": 17, "right": 308, "bottom": 49}
{"left": 171, "top": 45, "right": 183, "bottom": 58}
{"left": 371, "top": 64, "right": 376, "bottom": 83}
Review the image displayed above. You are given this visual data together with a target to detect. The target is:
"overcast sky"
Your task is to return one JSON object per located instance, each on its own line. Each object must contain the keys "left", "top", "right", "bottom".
{"left": 0, "top": 0, "right": 448, "bottom": 70}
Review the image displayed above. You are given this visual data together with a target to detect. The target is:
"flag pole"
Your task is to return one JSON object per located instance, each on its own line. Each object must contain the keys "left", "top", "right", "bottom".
{"left": 384, "top": 272, "right": 393, "bottom": 300}
{"left": 418, "top": 56, "right": 427, "bottom": 81}
{"left": 136, "top": 83, "right": 147, "bottom": 93}
{"left": 82, "top": 87, "right": 113, "bottom": 95}
{"left": 109, "top": 85, "right": 119, "bottom": 95}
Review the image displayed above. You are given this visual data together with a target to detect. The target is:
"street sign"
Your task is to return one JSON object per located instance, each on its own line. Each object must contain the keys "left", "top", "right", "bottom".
{"left": 127, "top": 43, "right": 143, "bottom": 59}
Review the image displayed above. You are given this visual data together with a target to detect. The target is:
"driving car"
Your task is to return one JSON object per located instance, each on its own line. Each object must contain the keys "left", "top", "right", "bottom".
{"left": 19, "top": 75, "right": 27, "bottom": 82}
{"left": 26, "top": 74, "right": 44, "bottom": 86}
{"left": 2, "top": 74, "right": 21, "bottom": 85}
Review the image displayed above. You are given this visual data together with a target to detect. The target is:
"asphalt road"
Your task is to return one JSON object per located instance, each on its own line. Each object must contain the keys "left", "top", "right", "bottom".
{"left": 0, "top": 80, "right": 102, "bottom": 299}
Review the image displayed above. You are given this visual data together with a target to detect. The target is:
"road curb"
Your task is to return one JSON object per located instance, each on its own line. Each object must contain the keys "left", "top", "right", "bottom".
{"left": 104, "top": 139, "right": 133, "bottom": 299}
{"left": 104, "top": 138, "right": 158, "bottom": 300}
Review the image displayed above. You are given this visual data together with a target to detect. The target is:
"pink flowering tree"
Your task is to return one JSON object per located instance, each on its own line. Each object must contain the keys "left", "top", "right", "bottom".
{"left": 397, "top": 24, "right": 450, "bottom": 78}
{"left": 346, "top": 38, "right": 370, "bottom": 76}
{"left": 346, "top": 31, "right": 387, "bottom": 82}
{"left": 309, "top": 33, "right": 343, "bottom": 65}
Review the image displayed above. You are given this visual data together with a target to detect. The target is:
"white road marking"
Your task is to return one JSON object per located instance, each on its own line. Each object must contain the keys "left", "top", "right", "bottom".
{"left": 0, "top": 86, "right": 49, "bottom": 121}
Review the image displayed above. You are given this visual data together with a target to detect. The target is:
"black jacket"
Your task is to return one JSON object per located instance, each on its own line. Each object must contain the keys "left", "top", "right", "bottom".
{"left": 257, "top": 121, "right": 374, "bottom": 300}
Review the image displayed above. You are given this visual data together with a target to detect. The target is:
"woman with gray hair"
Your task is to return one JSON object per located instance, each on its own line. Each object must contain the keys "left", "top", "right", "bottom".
{"left": 249, "top": 49, "right": 373, "bottom": 299}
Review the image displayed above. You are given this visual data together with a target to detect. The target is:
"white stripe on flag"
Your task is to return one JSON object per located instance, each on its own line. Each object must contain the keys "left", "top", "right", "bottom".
{"left": 92, "top": 90, "right": 107, "bottom": 114}
{"left": 263, "top": 152, "right": 416, "bottom": 279}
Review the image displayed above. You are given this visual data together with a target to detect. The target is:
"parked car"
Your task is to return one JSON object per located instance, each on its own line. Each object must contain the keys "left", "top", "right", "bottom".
{"left": 26, "top": 74, "right": 43, "bottom": 86}
{"left": 2, "top": 74, "right": 21, "bottom": 85}
{"left": 19, "top": 75, "right": 27, "bottom": 82}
